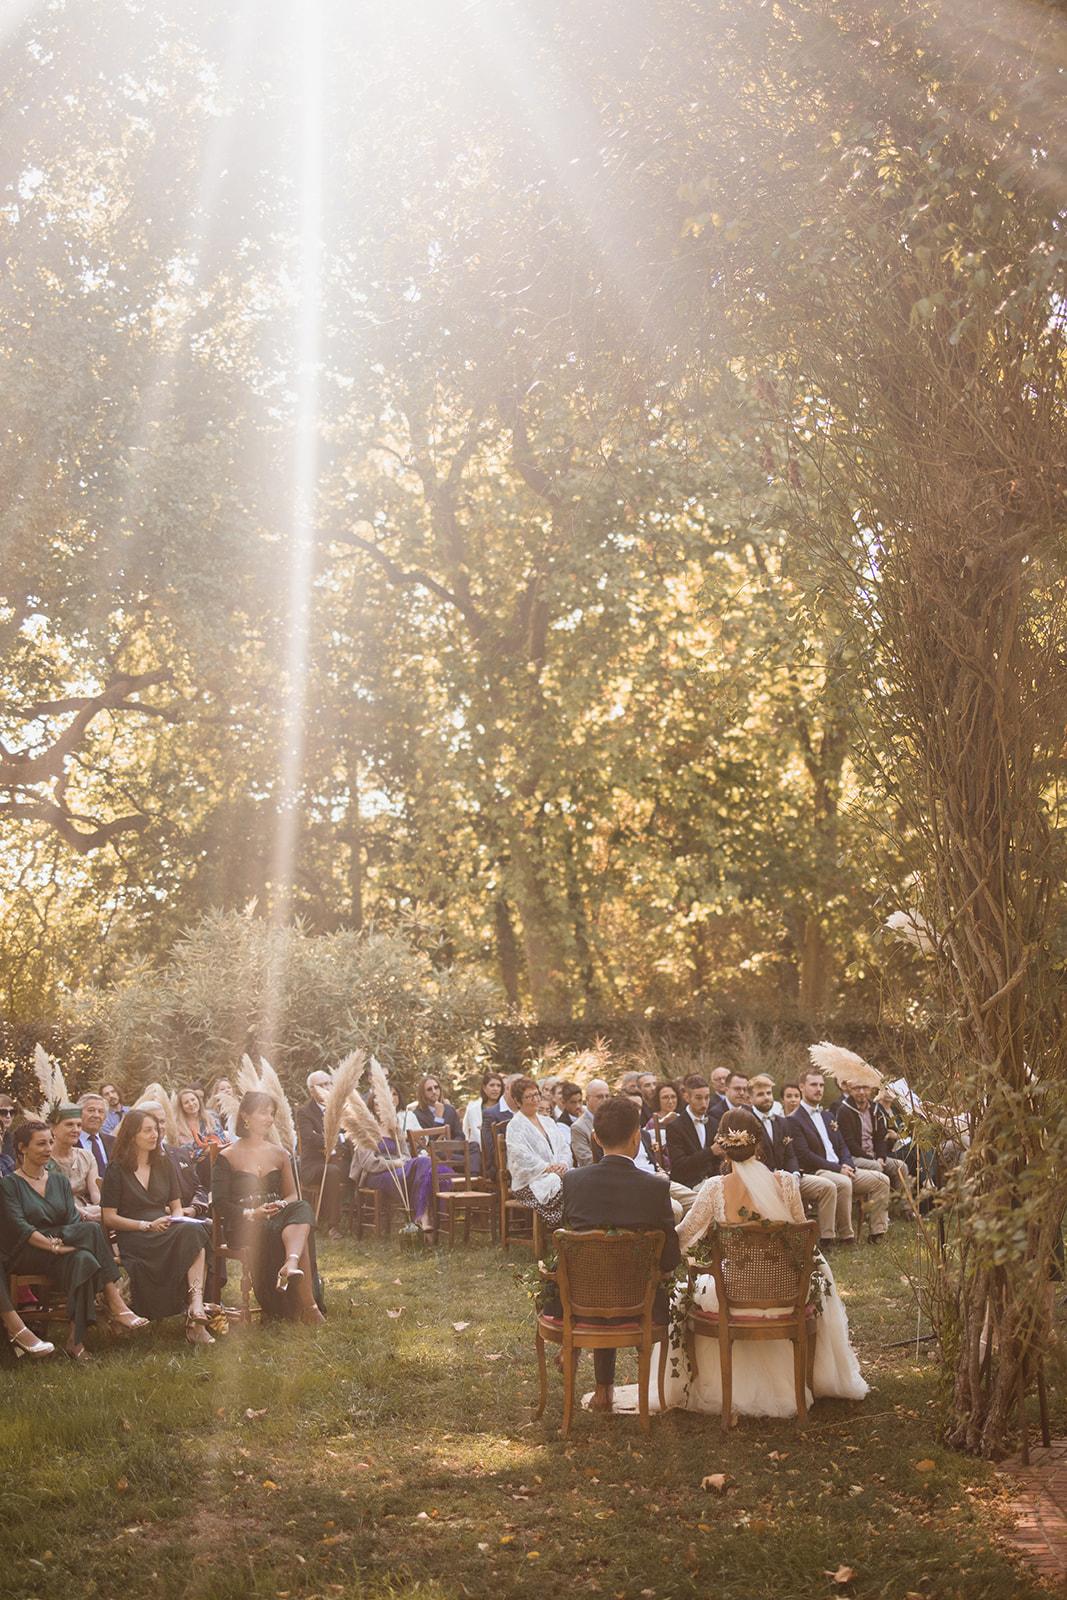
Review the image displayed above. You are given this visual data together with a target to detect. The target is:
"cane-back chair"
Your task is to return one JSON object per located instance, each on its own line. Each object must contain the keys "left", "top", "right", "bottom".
{"left": 535, "top": 1228, "right": 669, "bottom": 1437}
{"left": 686, "top": 1220, "right": 818, "bottom": 1432}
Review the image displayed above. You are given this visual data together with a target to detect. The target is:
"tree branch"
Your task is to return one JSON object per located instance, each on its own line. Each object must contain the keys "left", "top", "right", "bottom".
{"left": 331, "top": 528, "right": 488, "bottom": 638}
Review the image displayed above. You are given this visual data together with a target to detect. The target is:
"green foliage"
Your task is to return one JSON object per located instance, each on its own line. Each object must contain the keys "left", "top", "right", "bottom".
{"left": 62, "top": 909, "right": 499, "bottom": 1101}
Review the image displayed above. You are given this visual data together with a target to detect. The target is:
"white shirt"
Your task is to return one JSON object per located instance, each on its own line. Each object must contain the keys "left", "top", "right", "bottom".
{"left": 633, "top": 1136, "right": 656, "bottom": 1176}
{"left": 752, "top": 1107, "right": 776, "bottom": 1138}
{"left": 800, "top": 1102, "right": 839, "bottom": 1165}
{"left": 686, "top": 1106, "right": 708, "bottom": 1148}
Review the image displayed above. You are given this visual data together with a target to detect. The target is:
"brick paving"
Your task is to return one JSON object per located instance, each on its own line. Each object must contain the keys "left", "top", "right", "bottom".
{"left": 997, "top": 1439, "right": 1067, "bottom": 1586}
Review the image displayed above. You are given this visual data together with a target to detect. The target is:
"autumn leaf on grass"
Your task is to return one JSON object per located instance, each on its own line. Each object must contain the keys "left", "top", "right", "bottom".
{"left": 386, "top": 1307, "right": 404, "bottom": 1318}
{"left": 244, "top": 1407, "right": 267, "bottom": 1420}
{"left": 452, "top": 1321, "right": 471, "bottom": 1331}
{"left": 825, "top": 1567, "right": 855, "bottom": 1586}
{"left": 700, "top": 1473, "right": 731, "bottom": 1494}
{"left": 913, "top": 1458, "right": 937, "bottom": 1472}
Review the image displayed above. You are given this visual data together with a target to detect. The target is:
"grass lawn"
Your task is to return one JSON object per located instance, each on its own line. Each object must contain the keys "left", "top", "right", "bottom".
{"left": 0, "top": 1230, "right": 1055, "bottom": 1600}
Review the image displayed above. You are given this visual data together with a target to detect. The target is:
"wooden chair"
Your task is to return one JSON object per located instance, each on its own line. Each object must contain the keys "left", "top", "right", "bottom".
{"left": 351, "top": 1181, "right": 395, "bottom": 1239}
{"left": 429, "top": 1138, "right": 496, "bottom": 1245}
{"left": 685, "top": 1220, "right": 818, "bottom": 1432}
{"left": 6, "top": 1272, "right": 71, "bottom": 1339}
{"left": 493, "top": 1124, "right": 544, "bottom": 1256}
{"left": 534, "top": 1229, "right": 669, "bottom": 1437}
{"left": 407, "top": 1124, "right": 451, "bottom": 1158}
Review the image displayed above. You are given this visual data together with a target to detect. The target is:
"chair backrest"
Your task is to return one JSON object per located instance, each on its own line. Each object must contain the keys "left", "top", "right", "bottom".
{"left": 408, "top": 1124, "right": 450, "bottom": 1158}
{"left": 554, "top": 1229, "right": 665, "bottom": 1321}
{"left": 707, "top": 1221, "right": 817, "bottom": 1314}
{"left": 493, "top": 1124, "right": 513, "bottom": 1195}
{"left": 430, "top": 1137, "right": 469, "bottom": 1190}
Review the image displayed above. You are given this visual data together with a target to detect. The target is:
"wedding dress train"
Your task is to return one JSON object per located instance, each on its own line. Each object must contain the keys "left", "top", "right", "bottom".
{"left": 610, "top": 1162, "right": 868, "bottom": 1418}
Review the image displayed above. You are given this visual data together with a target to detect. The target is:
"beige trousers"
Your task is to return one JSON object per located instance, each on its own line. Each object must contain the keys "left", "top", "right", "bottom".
{"left": 810, "top": 1167, "right": 891, "bottom": 1239}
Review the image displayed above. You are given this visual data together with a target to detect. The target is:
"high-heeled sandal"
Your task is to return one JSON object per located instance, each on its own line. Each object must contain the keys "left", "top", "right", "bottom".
{"left": 64, "top": 1344, "right": 91, "bottom": 1361}
{"left": 9, "top": 1327, "right": 55, "bottom": 1359}
{"left": 275, "top": 1260, "right": 304, "bottom": 1292}
{"left": 109, "top": 1310, "right": 150, "bottom": 1334}
{"left": 185, "top": 1292, "right": 209, "bottom": 1326}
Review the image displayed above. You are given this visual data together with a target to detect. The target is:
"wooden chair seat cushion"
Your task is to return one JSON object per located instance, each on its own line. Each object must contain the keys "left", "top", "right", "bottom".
{"left": 537, "top": 1313, "right": 669, "bottom": 1337}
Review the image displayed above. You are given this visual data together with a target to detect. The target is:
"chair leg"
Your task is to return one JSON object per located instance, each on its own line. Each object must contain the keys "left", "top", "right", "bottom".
{"left": 718, "top": 1331, "right": 732, "bottom": 1434}
{"left": 657, "top": 1333, "right": 668, "bottom": 1413}
{"left": 638, "top": 1344, "right": 652, "bottom": 1435}
{"left": 806, "top": 1326, "right": 815, "bottom": 1392}
{"left": 561, "top": 1342, "right": 576, "bottom": 1438}
{"left": 534, "top": 1332, "right": 548, "bottom": 1419}
{"left": 793, "top": 1331, "right": 808, "bottom": 1423}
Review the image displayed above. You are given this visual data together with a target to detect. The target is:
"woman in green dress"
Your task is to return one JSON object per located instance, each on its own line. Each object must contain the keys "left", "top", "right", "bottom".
{"left": 100, "top": 1108, "right": 215, "bottom": 1347}
{"left": 212, "top": 1090, "right": 325, "bottom": 1323}
{"left": 0, "top": 1121, "right": 145, "bottom": 1358}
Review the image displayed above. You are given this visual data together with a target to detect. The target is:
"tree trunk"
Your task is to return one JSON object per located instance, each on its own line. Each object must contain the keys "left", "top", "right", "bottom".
{"left": 493, "top": 890, "right": 522, "bottom": 1009}
{"left": 505, "top": 819, "right": 574, "bottom": 1021}
{"left": 797, "top": 915, "right": 829, "bottom": 1021}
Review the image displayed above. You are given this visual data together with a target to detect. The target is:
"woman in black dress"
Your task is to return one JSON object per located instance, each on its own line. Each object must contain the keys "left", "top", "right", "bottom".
{"left": 0, "top": 1121, "right": 145, "bottom": 1358}
{"left": 211, "top": 1091, "right": 325, "bottom": 1324}
{"left": 100, "top": 1109, "right": 215, "bottom": 1347}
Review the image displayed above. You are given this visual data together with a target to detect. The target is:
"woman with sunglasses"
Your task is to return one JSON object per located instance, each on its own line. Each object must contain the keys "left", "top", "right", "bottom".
{"left": 0, "top": 1120, "right": 145, "bottom": 1358}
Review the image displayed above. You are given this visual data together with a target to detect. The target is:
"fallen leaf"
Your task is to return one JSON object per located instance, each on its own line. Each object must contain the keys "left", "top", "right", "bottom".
{"left": 262, "top": 1479, "right": 279, "bottom": 1490}
{"left": 244, "top": 1407, "right": 267, "bottom": 1420}
{"left": 499, "top": 1534, "right": 514, "bottom": 1545}
{"left": 701, "top": 1473, "right": 731, "bottom": 1494}
{"left": 477, "top": 1543, "right": 490, "bottom": 1553}
{"left": 115, "top": 1478, "right": 129, "bottom": 1492}
{"left": 386, "top": 1307, "right": 404, "bottom": 1318}
{"left": 484, "top": 1352, "right": 502, "bottom": 1361}
{"left": 120, "top": 1417, "right": 132, "bottom": 1432}
{"left": 825, "top": 1567, "right": 855, "bottom": 1585}
{"left": 527, "top": 1552, "right": 540, "bottom": 1561}
{"left": 914, "top": 1459, "right": 936, "bottom": 1472}
{"left": 452, "top": 1321, "right": 471, "bottom": 1332}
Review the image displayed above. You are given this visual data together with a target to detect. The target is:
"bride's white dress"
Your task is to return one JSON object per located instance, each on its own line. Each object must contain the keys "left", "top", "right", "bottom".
{"left": 611, "top": 1162, "right": 868, "bottom": 1418}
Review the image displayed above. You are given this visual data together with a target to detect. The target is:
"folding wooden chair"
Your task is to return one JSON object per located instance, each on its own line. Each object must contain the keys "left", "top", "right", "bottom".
{"left": 534, "top": 1229, "right": 669, "bottom": 1437}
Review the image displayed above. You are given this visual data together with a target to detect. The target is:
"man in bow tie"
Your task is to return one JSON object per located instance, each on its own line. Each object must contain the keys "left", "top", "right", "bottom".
{"left": 787, "top": 1069, "right": 891, "bottom": 1245}
{"left": 665, "top": 1078, "right": 719, "bottom": 1188}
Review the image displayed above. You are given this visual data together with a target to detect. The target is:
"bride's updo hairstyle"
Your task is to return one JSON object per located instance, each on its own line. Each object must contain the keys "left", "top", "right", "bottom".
{"left": 716, "top": 1108, "right": 764, "bottom": 1162}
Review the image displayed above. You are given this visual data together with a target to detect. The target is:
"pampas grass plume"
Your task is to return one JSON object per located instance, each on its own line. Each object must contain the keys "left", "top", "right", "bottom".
{"left": 367, "top": 1057, "right": 398, "bottom": 1144}
{"left": 808, "top": 1041, "right": 883, "bottom": 1089}
{"left": 322, "top": 1050, "right": 367, "bottom": 1161}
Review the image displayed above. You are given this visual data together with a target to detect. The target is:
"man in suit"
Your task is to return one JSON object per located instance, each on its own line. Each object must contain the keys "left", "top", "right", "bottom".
{"left": 560, "top": 1095, "right": 681, "bottom": 1412}
{"left": 749, "top": 1074, "right": 839, "bottom": 1241}
{"left": 787, "top": 1070, "right": 890, "bottom": 1245}
{"left": 569, "top": 1079, "right": 611, "bottom": 1167}
{"left": 709, "top": 1066, "right": 732, "bottom": 1116}
{"left": 556, "top": 1082, "right": 583, "bottom": 1127}
{"left": 296, "top": 1070, "right": 349, "bottom": 1237}
{"left": 665, "top": 1078, "right": 719, "bottom": 1189}
{"left": 836, "top": 1082, "right": 909, "bottom": 1195}
{"left": 77, "top": 1093, "right": 114, "bottom": 1174}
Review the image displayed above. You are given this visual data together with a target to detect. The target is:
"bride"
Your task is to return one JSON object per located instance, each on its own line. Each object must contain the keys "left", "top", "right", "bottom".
{"left": 612, "top": 1109, "right": 867, "bottom": 1418}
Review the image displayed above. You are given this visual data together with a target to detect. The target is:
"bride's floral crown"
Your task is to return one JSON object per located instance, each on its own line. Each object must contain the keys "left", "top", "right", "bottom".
{"left": 717, "top": 1127, "right": 757, "bottom": 1154}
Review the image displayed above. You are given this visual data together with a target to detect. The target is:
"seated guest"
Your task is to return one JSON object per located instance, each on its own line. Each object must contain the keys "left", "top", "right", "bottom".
{"left": 481, "top": 1074, "right": 520, "bottom": 1181}
{"left": 47, "top": 1107, "right": 101, "bottom": 1220}
{"left": 0, "top": 1093, "right": 16, "bottom": 1163}
{"left": 462, "top": 1069, "right": 505, "bottom": 1173}
{"left": 349, "top": 1097, "right": 436, "bottom": 1232}
{"left": 781, "top": 1082, "right": 802, "bottom": 1115}
{"left": 539, "top": 1079, "right": 559, "bottom": 1118}
{"left": 211, "top": 1091, "right": 325, "bottom": 1325}
{"left": 665, "top": 1078, "right": 720, "bottom": 1189}
{"left": 556, "top": 1081, "right": 583, "bottom": 1127}
{"left": 208, "top": 1077, "right": 235, "bottom": 1127}
{"left": 296, "top": 1071, "right": 348, "bottom": 1239}
{"left": 644, "top": 1081, "right": 679, "bottom": 1171}
{"left": 100, "top": 1109, "right": 215, "bottom": 1347}
{"left": 836, "top": 1081, "right": 909, "bottom": 1195}
{"left": 787, "top": 1069, "right": 891, "bottom": 1245}
{"left": 173, "top": 1087, "right": 228, "bottom": 1154}
{"left": 99, "top": 1082, "right": 127, "bottom": 1136}
{"left": 558, "top": 1095, "right": 680, "bottom": 1413}
{"left": 505, "top": 1075, "right": 573, "bottom": 1229}
{"left": 637, "top": 1072, "right": 659, "bottom": 1118}
{"left": 408, "top": 1074, "right": 463, "bottom": 1142}
{"left": 570, "top": 1079, "right": 611, "bottom": 1167}
{"left": 616, "top": 1071, "right": 642, "bottom": 1100}
{"left": 748, "top": 1073, "right": 783, "bottom": 1118}
{"left": 748, "top": 1075, "right": 839, "bottom": 1243}
{"left": 709, "top": 1066, "right": 731, "bottom": 1113}
{"left": 0, "top": 1120, "right": 145, "bottom": 1358}
{"left": 77, "top": 1093, "right": 113, "bottom": 1175}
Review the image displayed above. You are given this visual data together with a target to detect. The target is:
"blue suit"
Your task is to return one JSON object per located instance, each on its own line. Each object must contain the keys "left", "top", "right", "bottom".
{"left": 786, "top": 1104, "right": 856, "bottom": 1174}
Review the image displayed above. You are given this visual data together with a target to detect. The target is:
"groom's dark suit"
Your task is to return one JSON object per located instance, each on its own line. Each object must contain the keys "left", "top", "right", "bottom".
{"left": 665, "top": 1108, "right": 720, "bottom": 1188}
{"left": 559, "top": 1154, "right": 681, "bottom": 1384}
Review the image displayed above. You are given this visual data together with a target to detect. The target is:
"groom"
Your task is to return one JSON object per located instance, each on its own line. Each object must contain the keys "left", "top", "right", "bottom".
{"left": 560, "top": 1096, "right": 681, "bottom": 1413}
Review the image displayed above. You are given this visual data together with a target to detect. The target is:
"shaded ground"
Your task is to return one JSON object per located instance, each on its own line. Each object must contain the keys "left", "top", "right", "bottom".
{"left": 0, "top": 1235, "right": 1056, "bottom": 1600}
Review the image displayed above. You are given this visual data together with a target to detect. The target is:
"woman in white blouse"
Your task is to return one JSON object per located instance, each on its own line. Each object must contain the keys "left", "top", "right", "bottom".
{"left": 461, "top": 1069, "right": 505, "bottom": 1156}
{"left": 504, "top": 1076, "right": 573, "bottom": 1228}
